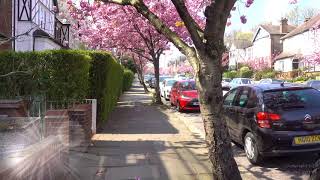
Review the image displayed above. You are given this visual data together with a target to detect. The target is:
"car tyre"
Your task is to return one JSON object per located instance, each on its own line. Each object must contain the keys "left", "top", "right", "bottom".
{"left": 177, "top": 101, "right": 183, "bottom": 112}
{"left": 244, "top": 132, "right": 262, "bottom": 165}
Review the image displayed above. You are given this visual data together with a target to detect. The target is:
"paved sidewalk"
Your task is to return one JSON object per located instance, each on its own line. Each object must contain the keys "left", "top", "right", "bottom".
{"left": 67, "top": 79, "right": 213, "bottom": 180}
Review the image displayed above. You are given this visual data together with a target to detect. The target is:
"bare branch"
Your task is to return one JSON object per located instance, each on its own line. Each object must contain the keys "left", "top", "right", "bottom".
{"left": 0, "top": 71, "right": 32, "bottom": 78}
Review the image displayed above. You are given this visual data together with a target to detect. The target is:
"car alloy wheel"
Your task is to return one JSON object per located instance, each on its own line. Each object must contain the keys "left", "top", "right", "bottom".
{"left": 244, "top": 132, "right": 262, "bottom": 164}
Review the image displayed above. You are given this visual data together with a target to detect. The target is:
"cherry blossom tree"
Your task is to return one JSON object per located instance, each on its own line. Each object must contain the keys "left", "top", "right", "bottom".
{"left": 67, "top": 0, "right": 301, "bottom": 178}
{"left": 67, "top": 1, "right": 169, "bottom": 103}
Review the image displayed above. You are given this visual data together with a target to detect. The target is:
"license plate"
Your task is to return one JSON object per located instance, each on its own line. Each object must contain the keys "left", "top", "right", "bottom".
{"left": 193, "top": 102, "right": 199, "bottom": 105}
{"left": 294, "top": 135, "right": 320, "bottom": 145}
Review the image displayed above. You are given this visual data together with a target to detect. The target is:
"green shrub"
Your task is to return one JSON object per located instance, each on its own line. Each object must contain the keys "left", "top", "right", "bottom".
{"left": 87, "top": 51, "right": 124, "bottom": 122}
{"left": 0, "top": 50, "right": 91, "bottom": 100}
{"left": 254, "top": 69, "right": 276, "bottom": 80}
{"left": 239, "top": 66, "right": 254, "bottom": 78}
{"left": 123, "top": 69, "right": 134, "bottom": 91}
{"left": 0, "top": 50, "right": 125, "bottom": 123}
{"left": 223, "top": 70, "right": 238, "bottom": 79}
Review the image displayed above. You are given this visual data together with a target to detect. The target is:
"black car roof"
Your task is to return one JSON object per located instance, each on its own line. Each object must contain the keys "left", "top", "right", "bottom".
{"left": 241, "top": 83, "right": 311, "bottom": 92}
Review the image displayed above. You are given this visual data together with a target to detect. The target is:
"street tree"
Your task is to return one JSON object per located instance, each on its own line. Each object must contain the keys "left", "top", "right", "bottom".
{"left": 68, "top": 0, "right": 302, "bottom": 179}
{"left": 286, "top": 6, "right": 319, "bottom": 26}
{"left": 67, "top": 1, "right": 169, "bottom": 103}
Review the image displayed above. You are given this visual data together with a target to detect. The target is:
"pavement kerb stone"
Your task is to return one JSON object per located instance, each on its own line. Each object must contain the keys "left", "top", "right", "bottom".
{"left": 158, "top": 105, "right": 205, "bottom": 139}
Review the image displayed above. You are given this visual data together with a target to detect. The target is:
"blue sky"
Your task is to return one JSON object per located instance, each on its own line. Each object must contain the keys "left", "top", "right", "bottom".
{"left": 226, "top": 0, "right": 320, "bottom": 33}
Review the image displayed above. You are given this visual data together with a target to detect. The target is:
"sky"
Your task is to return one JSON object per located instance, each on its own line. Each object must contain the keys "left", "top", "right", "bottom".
{"left": 160, "top": 0, "right": 320, "bottom": 67}
{"left": 226, "top": 0, "right": 320, "bottom": 33}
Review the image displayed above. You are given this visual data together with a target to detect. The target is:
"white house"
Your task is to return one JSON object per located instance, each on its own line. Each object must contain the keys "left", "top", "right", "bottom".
{"left": 274, "top": 14, "right": 320, "bottom": 72}
{"left": 0, "top": 0, "right": 70, "bottom": 51}
{"left": 228, "top": 19, "right": 296, "bottom": 70}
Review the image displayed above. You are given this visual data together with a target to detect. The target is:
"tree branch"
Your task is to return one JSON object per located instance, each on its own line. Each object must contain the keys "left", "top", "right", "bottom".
{"left": 0, "top": 71, "right": 32, "bottom": 78}
{"left": 171, "top": 0, "right": 204, "bottom": 49}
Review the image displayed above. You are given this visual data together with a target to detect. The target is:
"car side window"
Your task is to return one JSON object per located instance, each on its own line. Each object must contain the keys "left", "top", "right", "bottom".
{"left": 223, "top": 89, "right": 238, "bottom": 106}
{"left": 235, "top": 88, "right": 250, "bottom": 108}
{"left": 247, "top": 89, "right": 258, "bottom": 108}
{"left": 172, "top": 82, "right": 178, "bottom": 89}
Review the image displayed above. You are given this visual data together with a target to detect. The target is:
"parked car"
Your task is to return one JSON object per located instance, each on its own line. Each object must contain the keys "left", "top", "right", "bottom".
{"left": 229, "top": 78, "right": 253, "bottom": 89}
{"left": 259, "top": 78, "right": 284, "bottom": 84}
{"left": 149, "top": 77, "right": 156, "bottom": 88}
{"left": 160, "top": 78, "right": 177, "bottom": 100}
{"left": 174, "top": 74, "right": 188, "bottom": 80}
{"left": 150, "top": 76, "right": 173, "bottom": 89}
{"left": 170, "top": 80, "right": 200, "bottom": 112}
{"left": 159, "top": 76, "right": 173, "bottom": 89}
{"left": 222, "top": 78, "right": 232, "bottom": 91}
{"left": 144, "top": 74, "right": 154, "bottom": 84}
{"left": 306, "top": 80, "right": 320, "bottom": 90}
{"left": 223, "top": 83, "right": 320, "bottom": 164}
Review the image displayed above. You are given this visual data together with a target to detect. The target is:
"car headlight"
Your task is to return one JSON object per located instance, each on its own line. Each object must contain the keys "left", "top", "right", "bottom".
{"left": 181, "top": 95, "right": 192, "bottom": 99}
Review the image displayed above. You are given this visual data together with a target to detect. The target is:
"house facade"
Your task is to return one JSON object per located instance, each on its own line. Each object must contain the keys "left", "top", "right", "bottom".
{"left": 274, "top": 14, "right": 320, "bottom": 73}
{"left": 228, "top": 19, "right": 296, "bottom": 70}
{"left": 0, "top": 0, "right": 70, "bottom": 51}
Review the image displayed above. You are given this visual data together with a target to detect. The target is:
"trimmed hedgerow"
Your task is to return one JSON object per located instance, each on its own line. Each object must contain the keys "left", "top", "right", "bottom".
{"left": 123, "top": 69, "right": 134, "bottom": 91}
{"left": 0, "top": 50, "right": 134, "bottom": 123}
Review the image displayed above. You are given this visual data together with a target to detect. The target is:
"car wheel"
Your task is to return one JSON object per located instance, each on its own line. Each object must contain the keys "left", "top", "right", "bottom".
{"left": 177, "top": 101, "right": 183, "bottom": 112}
{"left": 244, "top": 132, "right": 262, "bottom": 164}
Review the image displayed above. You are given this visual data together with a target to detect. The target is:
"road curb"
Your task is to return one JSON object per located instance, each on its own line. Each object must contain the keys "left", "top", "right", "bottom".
{"left": 176, "top": 112, "right": 205, "bottom": 139}
{"left": 159, "top": 104, "right": 205, "bottom": 139}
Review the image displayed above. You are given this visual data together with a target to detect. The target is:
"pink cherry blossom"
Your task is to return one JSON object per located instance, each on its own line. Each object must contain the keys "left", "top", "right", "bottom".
{"left": 240, "top": 15, "right": 247, "bottom": 24}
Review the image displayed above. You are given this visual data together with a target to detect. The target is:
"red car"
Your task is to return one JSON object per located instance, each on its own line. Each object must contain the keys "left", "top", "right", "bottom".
{"left": 170, "top": 80, "right": 200, "bottom": 112}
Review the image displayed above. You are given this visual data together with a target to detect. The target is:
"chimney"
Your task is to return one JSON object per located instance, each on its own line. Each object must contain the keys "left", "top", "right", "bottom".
{"left": 304, "top": 17, "right": 311, "bottom": 23}
{"left": 280, "top": 18, "right": 289, "bottom": 33}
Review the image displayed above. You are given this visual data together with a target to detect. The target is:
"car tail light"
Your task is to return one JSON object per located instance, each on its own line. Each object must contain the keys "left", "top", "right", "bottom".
{"left": 256, "top": 112, "right": 281, "bottom": 128}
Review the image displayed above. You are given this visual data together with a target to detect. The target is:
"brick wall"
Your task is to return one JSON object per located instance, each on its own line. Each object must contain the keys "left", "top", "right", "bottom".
{"left": 0, "top": 0, "right": 12, "bottom": 50}
{"left": 45, "top": 104, "right": 93, "bottom": 147}
{"left": 69, "top": 104, "right": 93, "bottom": 147}
{"left": 0, "top": 100, "right": 29, "bottom": 117}
{"left": 45, "top": 110, "right": 70, "bottom": 146}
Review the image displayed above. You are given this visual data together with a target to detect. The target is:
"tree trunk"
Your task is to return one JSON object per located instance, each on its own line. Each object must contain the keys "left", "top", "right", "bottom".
{"left": 153, "top": 57, "right": 162, "bottom": 104}
{"left": 137, "top": 68, "right": 149, "bottom": 93}
{"left": 194, "top": 52, "right": 241, "bottom": 180}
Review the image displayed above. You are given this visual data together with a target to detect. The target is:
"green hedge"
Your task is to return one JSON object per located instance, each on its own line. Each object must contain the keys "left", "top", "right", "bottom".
{"left": 223, "top": 70, "right": 238, "bottom": 79}
{"left": 239, "top": 67, "right": 254, "bottom": 78}
{"left": 123, "top": 69, "right": 134, "bottom": 91}
{"left": 0, "top": 50, "right": 91, "bottom": 100}
{"left": 0, "top": 50, "right": 133, "bottom": 122}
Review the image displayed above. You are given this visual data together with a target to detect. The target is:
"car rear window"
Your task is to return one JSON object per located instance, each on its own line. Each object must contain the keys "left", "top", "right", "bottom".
{"left": 241, "top": 79, "right": 251, "bottom": 84}
{"left": 166, "top": 80, "right": 176, "bottom": 86}
{"left": 263, "top": 88, "right": 320, "bottom": 109}
{"left": 180, "top": 81, "right": 196, "bottom": 91}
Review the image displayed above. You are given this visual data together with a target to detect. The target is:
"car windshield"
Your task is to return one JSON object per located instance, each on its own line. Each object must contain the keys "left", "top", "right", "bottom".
{"left": 263, "top": 88, "right": 320, "bottom": 109}
{"left": 160, "top": 76, "right": 172, "bottom": 82}
{"left": 241, "top": 79, "right": 251, "bottom": 84}
{"left": 166, "top": 80, "right": 176, "bottom": 86}
{"left": 272, "top": 79, "right": 283, "bottom": 83}
{"left": 311, "top": 81, "right": 320, "bottom": 90}
{"left": 180, "top": 81, "right": 196, "bottom": 91}
{"left": 223, "top": 79, "right": 231, "bottom": 82}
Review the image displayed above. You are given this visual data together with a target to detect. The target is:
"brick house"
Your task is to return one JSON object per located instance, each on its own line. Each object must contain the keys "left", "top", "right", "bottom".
{"left": 0, "top": 0, "right": 70, "bottom": 51}
{"left": 274, "top": 14, "right": 320, "bottom": 73}
{"left": 228, "top": 19, "right": 296, "bottom": 69}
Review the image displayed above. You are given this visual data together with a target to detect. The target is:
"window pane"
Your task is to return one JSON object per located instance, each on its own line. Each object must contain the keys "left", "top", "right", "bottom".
{"left": 224, "top": 89, "right": 237, "bottom": 106}
{"left": 263, "top": 89, "right": 320, "bottom": 109}
{"left": 237, "top": 89, "right": 250, "bottom": 107}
